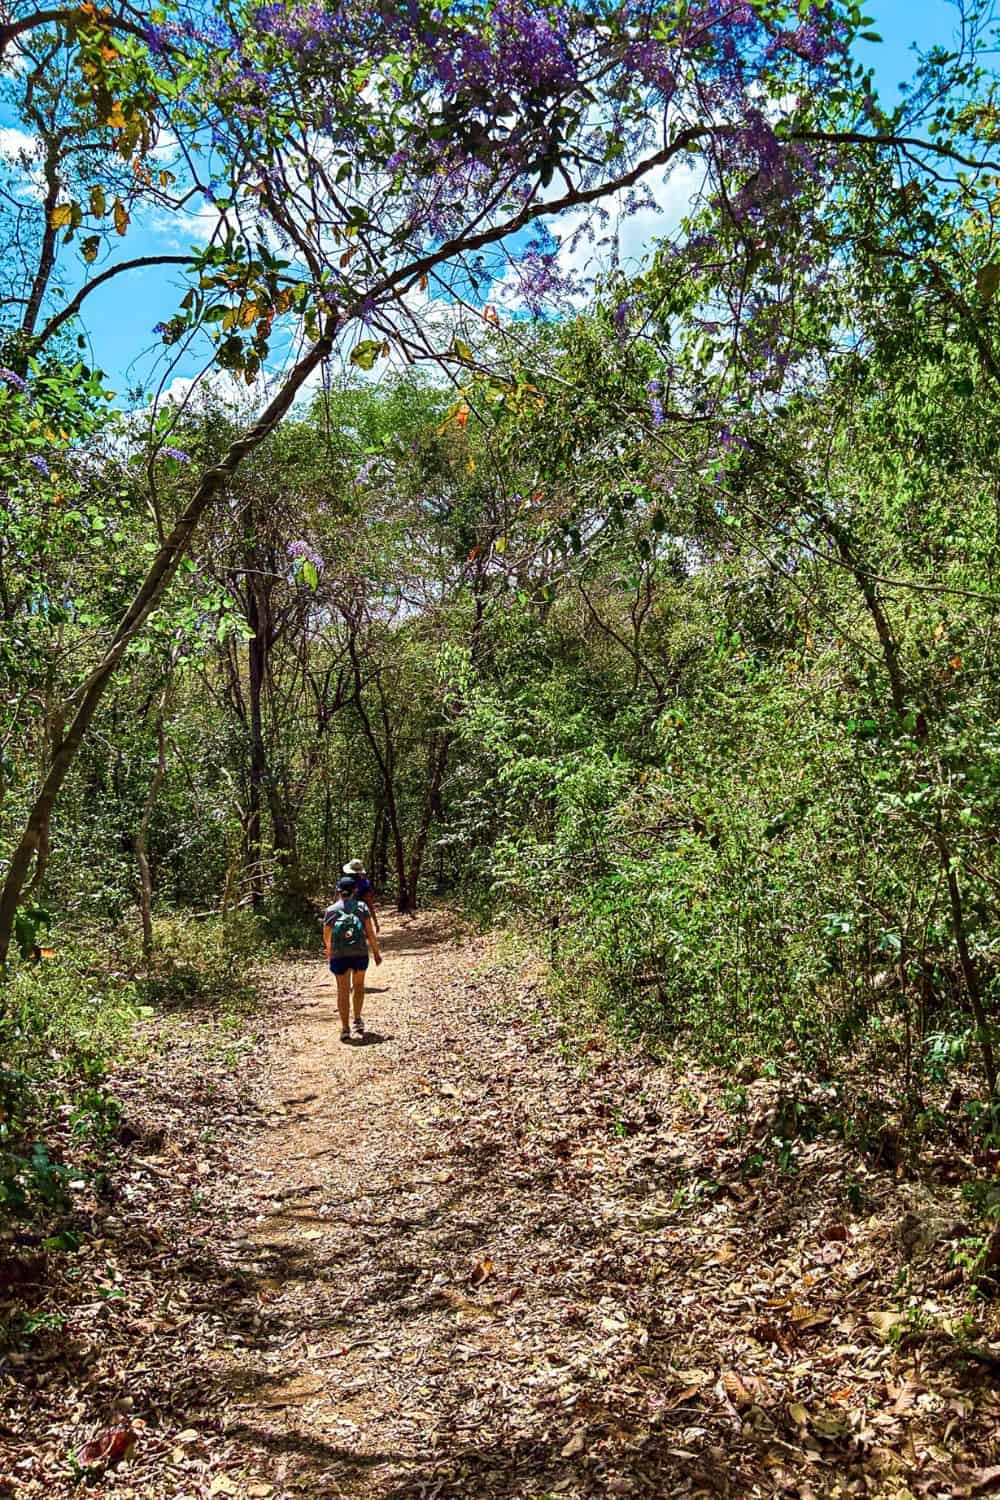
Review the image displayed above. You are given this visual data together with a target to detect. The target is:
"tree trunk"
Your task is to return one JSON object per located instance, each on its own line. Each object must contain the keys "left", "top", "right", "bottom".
{"left": 938, "top": 834, "right": 997, "bottom": 1098}
{"left": 406, "top": 731, "right": 451, "bottom": 910}
{"left": 247, "top": 576, "right": 267, "bottom": 908}
{"left": 19, "top": 131, "right": 63, "bottom": 347}
{"left": 0, "top": 322, "right": 335, "bottom": 967}
{"left": 135, "top": 716, "right": 167, "bottom": 958}
{"left": 368, "top": 801, "right": 385, "bottom": 886}
{"left": 343, "top": 621, "right": 408, "bottom": 911}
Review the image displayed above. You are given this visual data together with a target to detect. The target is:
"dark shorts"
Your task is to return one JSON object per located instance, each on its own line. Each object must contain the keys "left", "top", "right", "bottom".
{"left": 329, "top": 953, "right": 369, "bottom": 975}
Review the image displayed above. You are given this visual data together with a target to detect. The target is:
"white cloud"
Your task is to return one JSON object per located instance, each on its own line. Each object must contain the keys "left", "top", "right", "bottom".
{"left": 0, "top": 126, "right": 38, "bottom": 162}
{"left": 487, "top": 156, "right": 704, "bottom": 316}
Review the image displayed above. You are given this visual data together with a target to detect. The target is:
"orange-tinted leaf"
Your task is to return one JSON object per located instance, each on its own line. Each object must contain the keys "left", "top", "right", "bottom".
{"left": 722, "top": 1370, "right": 753, "bottom": 1409}
{"left": 469, "top": 1254, "right": 494, "bottom": 1286}
{"left": 79, "top": 1426, "right": 136, "bottom": 1468}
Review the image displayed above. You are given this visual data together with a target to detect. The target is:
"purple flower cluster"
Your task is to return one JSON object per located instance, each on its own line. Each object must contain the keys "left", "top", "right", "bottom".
{"left": 444, "top": 0, "right": 575, "bottom": 98}
{"left": 288, "top": 538, "right": 324, "bottom": 570}
{"left": 254, "top": 3, "right": 345, "bottom": 54}
{"left": 0, "top": 367, "right": 26, "bottom": 393}
{"left": 161, "top": 446, "right": 192, "bottom": 463}
{"left": 509, "top": 230, "right": 580, "bottom": 316}
{"left": 625, "top": 38, "right": 675, "bottom": 99}
{"left": 27, "top": 455, "right": 50, "bottom": 477}
{"left": 770, "top": 8, "right": 846, "bottom": 67}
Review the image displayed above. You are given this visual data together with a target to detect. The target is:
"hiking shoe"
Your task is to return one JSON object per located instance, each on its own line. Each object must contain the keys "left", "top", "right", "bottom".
{"left": 340, "top": 1026, "right": 351, "bottom": 1043}
{"left": 353, "top": 1016, "right": 365, "bottom": 1040}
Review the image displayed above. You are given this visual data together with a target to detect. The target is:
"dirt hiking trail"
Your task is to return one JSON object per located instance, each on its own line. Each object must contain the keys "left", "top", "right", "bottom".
{"left": 4, "top": 911, "right": 998, "bottom": 1498}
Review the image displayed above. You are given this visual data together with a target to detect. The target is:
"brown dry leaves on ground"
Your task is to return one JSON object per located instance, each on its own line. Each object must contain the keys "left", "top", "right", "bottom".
{"left": 2, "top": 911, "right": 999, "bottom": 1499}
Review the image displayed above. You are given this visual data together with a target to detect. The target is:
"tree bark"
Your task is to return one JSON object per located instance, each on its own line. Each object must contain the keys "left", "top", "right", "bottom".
{"left": 406, "top": 731, "right": 451, "bottom": 911}
{"left": 135, "top": 715, "right": 167, "bottom": 958}
{"left": 939, "top": 834, "right": 997, "bottom": 1098}
{"left": 246, "top": 567, "right": 267, "bottom": 907}
{"left": 0, "top": 322, "right": 335, "bottom": 966}
{"left": 343, "top": 618, "right": 409, "bottom": 910}
{"left": 20, "top": 130, "right": 63, "bottom": 345}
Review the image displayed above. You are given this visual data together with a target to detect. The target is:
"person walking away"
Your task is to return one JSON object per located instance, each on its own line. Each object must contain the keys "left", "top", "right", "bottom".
{"left": 342, "top": 857, "right": 380, "bottom": 930}
{"left": 323, "top": 875, "right": 382, "bottom": 1042}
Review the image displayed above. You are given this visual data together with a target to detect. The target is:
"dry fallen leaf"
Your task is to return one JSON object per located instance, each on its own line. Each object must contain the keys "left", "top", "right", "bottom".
{"left": 78, "top": 1427, "right": 136, "bottom": 1469}
{"left": 561, "top": 1429, "right": 587, "bottom": 1458}
{"left": 722, "top": 1370, "right": 753, "bottom": 1410}
{"left": 869, "top": 1309, "right": 905, "bottom": 1336}
{"left": 470, "top": 1254, "right": 495, "bottom": 1286}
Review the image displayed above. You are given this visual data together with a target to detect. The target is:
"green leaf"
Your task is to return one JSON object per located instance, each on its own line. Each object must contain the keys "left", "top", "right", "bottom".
{"left": 301, "top": 558, "right": 319, "bottom": 589}
{"left": 452, "top": 338, "right": 474, "bottom": 363}
{"left": 350, "top": 339, "right": 382, "bottom": 370}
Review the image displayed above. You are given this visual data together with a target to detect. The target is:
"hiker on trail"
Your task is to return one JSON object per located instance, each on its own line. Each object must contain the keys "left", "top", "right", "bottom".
{"left": 342, "top": 857, "right": 380, "bottom": 931}
{"left": 323, "top": 875, "right": 382, "bottom": 1043}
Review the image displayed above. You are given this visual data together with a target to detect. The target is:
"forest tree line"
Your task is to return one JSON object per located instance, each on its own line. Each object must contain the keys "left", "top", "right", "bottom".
{"left": 1, "top": 0, "right": 999, "bottom": 1185}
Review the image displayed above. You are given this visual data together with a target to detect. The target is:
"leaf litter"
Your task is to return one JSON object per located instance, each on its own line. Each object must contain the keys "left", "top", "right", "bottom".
{"left": 1, "top": 912, "right": 997, "bottom": 1498}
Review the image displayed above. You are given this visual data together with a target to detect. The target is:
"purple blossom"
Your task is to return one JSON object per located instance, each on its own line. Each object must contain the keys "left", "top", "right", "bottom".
{"left": 649, "top": 396, "right": 665, "bottom": 428}
{"left": 288, "top": 538, "right": 323, "bottom": 571}
{"left": 161, "top": 446, "right": 191, "bottom": 463}
{"left": 27, "top": 455, "right": 49, "bottom": 477}
{"left": 0, "top": 367, "right": 26, "bottom": 393}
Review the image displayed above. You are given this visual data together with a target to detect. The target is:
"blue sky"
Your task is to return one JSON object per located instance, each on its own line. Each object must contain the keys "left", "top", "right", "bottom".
{"left": 3, "top": 2, "right": 973, "bottom": 393}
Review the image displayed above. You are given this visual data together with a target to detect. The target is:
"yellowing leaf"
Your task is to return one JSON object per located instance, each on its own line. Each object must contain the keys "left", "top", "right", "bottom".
{"left": 350, "top": 339, "right": 381, "bottom": 370}
{"left": 49, "top": 203, "right": 73, "bottom": 229}
{"left": 868, "top": 1309, "right": 904, "bottom": 1337}
{"left": 105, "top": 101, "right": 127, "bottom": 129}
{"left": 787, "top": 1403, "right": 809, "bottom": 1427}
{"left": 113, "top": 198, "right": 129, "bottom": 235}
{"left": 89, "top": 184, "right": 106, "bottom": 217}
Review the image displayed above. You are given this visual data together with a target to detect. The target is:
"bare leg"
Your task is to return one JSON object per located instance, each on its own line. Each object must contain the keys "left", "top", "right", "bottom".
{"left": 336, "top": 970, "right": 351, "bottom": 1032}
{"left": 351, "top": 966, "right": 366, "bottom": 1020}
